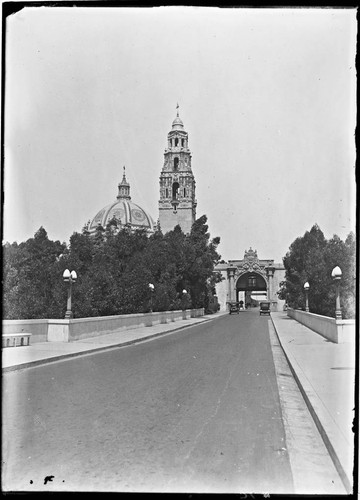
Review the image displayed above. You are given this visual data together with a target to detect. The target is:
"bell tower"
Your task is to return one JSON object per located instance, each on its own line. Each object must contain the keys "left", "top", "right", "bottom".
{"left": 158, "top": 105, "right": 197, "bottom": 234}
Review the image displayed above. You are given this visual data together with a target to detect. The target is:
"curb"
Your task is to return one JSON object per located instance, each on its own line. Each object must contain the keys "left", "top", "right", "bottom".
{"left": 3, "top": 315, "right": 219, "bottom": 373}
{"left": 270, "top": 315, "right": 352, "bottom": 494}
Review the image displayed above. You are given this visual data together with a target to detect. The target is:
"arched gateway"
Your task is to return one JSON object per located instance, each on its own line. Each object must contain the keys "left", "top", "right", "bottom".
{"left": 215, "top": 248, "right": 286, "bottom": 312}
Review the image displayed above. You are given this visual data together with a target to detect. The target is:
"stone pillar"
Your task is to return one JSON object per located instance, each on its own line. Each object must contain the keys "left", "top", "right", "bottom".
{"left": 227, "top": 265, "right": 236, "bottom": 303}
{"left": 266, "top": 266, "right": 275, "bottom": 302}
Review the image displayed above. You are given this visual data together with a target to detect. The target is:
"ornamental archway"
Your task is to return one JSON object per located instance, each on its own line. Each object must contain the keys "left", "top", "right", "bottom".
{"left": 215, "top": 248, "right": 286, "bottom": 312}
{"left": 236, "top": 271, "right": 268, "bottom": 307}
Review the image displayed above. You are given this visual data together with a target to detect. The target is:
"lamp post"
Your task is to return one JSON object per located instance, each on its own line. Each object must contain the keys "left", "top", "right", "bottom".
{"left": 331, "top": 266, "right": 342, "bottom": 320}
{"left": 181, "top": 289, "right": 188, "bottom": 316}
{"left": 181, "top": 289, "right": 188, "bottom": 311}
{"left": 63, "top": 269, "right": 77, "bottom": 319}
{"left": 148, "top": 283, "right": 155, "bottom": 313}
{"left": 303, "top": 281, "right": 310, "bottom": 312}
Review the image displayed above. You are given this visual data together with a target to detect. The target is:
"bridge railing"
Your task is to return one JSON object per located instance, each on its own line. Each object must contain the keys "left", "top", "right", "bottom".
{"left": 2, "top": 308, "right": 205, "bottom": 343}
{"left": 286, "top": 308, "right": 355, "bottom": 343}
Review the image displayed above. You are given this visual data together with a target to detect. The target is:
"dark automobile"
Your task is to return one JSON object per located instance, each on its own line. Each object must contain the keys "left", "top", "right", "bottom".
{"left": 229, "top": 302, "right": 240, "bottom": 314}
{"left": 259, "top": 301, "right": 271, "bottom": 315}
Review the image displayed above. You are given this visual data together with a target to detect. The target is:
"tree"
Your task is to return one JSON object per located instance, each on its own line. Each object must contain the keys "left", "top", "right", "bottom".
{"left": 183, "top": 215, "right": 222, "bottom": 310}
{"left": 3, "top": 242, "right": 21, "bottom": 319}
{"left": 323, "top": 232, "right": 356, "bottom": 318}
{"left": 279, "top": 224, "right": 355, "bottom": 319}
{"left": 3, "top": 217, "right": 222, "bottom": 319}
{"left": 3, "top": 227, "right": 66, "bottom": 319}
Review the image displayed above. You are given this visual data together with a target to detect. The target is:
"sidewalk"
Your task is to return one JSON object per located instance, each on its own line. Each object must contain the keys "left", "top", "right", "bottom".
{"left": 271, "top": 312, "right": 355, "bottom": 494}
{"left": 2, "top": 312, "right": 226, "bottom": 373}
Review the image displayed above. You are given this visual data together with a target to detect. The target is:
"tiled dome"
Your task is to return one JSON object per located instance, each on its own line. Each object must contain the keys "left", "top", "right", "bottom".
{"left": 88, "top": 168, "right": 155, "bottom": 234}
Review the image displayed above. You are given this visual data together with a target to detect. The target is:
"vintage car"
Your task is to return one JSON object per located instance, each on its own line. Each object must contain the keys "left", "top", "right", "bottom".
{"left": 259, "top": 301, "right": 271, "bottom": 315}
{"left": 228, "top": 302, "right": 240, "bottom": 314}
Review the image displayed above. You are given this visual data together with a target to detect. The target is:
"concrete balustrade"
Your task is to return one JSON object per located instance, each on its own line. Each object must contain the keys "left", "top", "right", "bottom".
{"left": 2, "top": 333, "right": 32, "bottom": 348}
{"left": 287, "top": 308, "right": 355, "bottom": 343}
{"left": 2, "top": 309, "right": 204, "bottom": 343}
{"left": 2, "top": 319, "right": 49, "bottom": 344}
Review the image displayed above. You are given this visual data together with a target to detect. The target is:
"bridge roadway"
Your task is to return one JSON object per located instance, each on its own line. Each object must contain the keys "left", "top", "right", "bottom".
{"left": 2, "top": 309, "right": 345, "bottom": 494}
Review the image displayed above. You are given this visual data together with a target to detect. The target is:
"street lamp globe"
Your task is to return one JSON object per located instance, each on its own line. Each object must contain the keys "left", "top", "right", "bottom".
{"left": 304, "top": 282, "right": 310, "bottom": 290}
{"left": 182, "top": 289, "right": 187, "bottom": 294}
{"left": 63, "top": 269, "right": 71, "bottom": 281}
{"left": 331, "top": 266, "right": 342, "bottom": 279}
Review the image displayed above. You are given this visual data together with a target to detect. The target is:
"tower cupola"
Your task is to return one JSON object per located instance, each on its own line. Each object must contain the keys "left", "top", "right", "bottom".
{"left": 172, "top": 107, "right": 184, "bottom": 130}
{"left": 117, "top": 166, "right": 131, "bottom": 200}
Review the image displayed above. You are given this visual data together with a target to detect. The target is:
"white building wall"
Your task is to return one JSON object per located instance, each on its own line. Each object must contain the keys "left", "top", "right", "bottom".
{"left": 216, "top": 270, "right": 228, "bottom": 311}
{"left": 272, "top": 267, "right": 286, "bottom": 311}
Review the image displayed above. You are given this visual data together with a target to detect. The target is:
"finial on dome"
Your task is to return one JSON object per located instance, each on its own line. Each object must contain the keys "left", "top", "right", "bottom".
{"left": 117, "top": 166, "right": 131, "bottom": 200}
{"left": 176, "top": 102, "right": 179, "bottom": 117}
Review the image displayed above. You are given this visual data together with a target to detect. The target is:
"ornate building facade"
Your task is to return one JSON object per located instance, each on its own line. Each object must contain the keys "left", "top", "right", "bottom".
{"left": 215, "top": 248, "right": 286, "bottom": 312}
{"left": 158, "top": 106, "right": 197, "bottom": 234}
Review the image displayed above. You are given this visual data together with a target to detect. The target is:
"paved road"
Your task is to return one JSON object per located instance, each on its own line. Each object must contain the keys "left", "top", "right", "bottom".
{"left": 3, "top": 310, "right": 294, "bottom": 493}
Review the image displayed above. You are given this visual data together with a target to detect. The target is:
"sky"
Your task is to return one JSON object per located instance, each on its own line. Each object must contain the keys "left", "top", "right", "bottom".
{"left": 3, "top": 6, "right": 357, "bottom": 264}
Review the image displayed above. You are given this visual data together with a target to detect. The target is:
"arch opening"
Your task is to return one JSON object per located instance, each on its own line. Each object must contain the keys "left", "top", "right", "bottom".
{"left": 172, "top": 182, "right": 179, "bottom": 200}
{"left": 236, "top": 271, "right": 267, "bottom": 308}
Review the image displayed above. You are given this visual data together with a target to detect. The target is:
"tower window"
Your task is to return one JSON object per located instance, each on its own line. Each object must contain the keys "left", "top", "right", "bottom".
{"left": 172, "top": 182, "right": 179, "bottom": 199}
{"left": 181, "top": 139, "right": 185, "bottom": 147}
{"left": 175, "top": 138, "right": 179, "bottom": 147}
{"left": 174, "top": 157, "right": 179, "bottom": 170}
{"left": 183, "top": 188, "right": 186, "bottom": 197}
{"left": 165, "top": 188, "right": 169, "bottom": 198}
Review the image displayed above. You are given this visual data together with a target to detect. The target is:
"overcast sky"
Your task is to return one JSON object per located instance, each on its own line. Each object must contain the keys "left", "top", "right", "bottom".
{"left": 4, "top": 6, "right": 357, "bottom": 263}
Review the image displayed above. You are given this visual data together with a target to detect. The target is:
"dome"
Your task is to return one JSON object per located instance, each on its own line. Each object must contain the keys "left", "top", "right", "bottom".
{"left": 88, "top": 199, "right": 155, "bottom": 233}
{"left": 172, "top": 105, "right": 184, "bottom": 130}
{"left": 88, "top": 168, "right": 155, "bottom": 234}
{"left": 172, "top": 115, "right": 184, "bottom": 130}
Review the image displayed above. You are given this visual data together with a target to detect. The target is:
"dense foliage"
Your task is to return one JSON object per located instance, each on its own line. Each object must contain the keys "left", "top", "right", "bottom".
{"left": 278, "top": 224, "right": 356, "bottom": 319}
{"left": 3, "top": 216, "right": 222, "bottom": 319}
